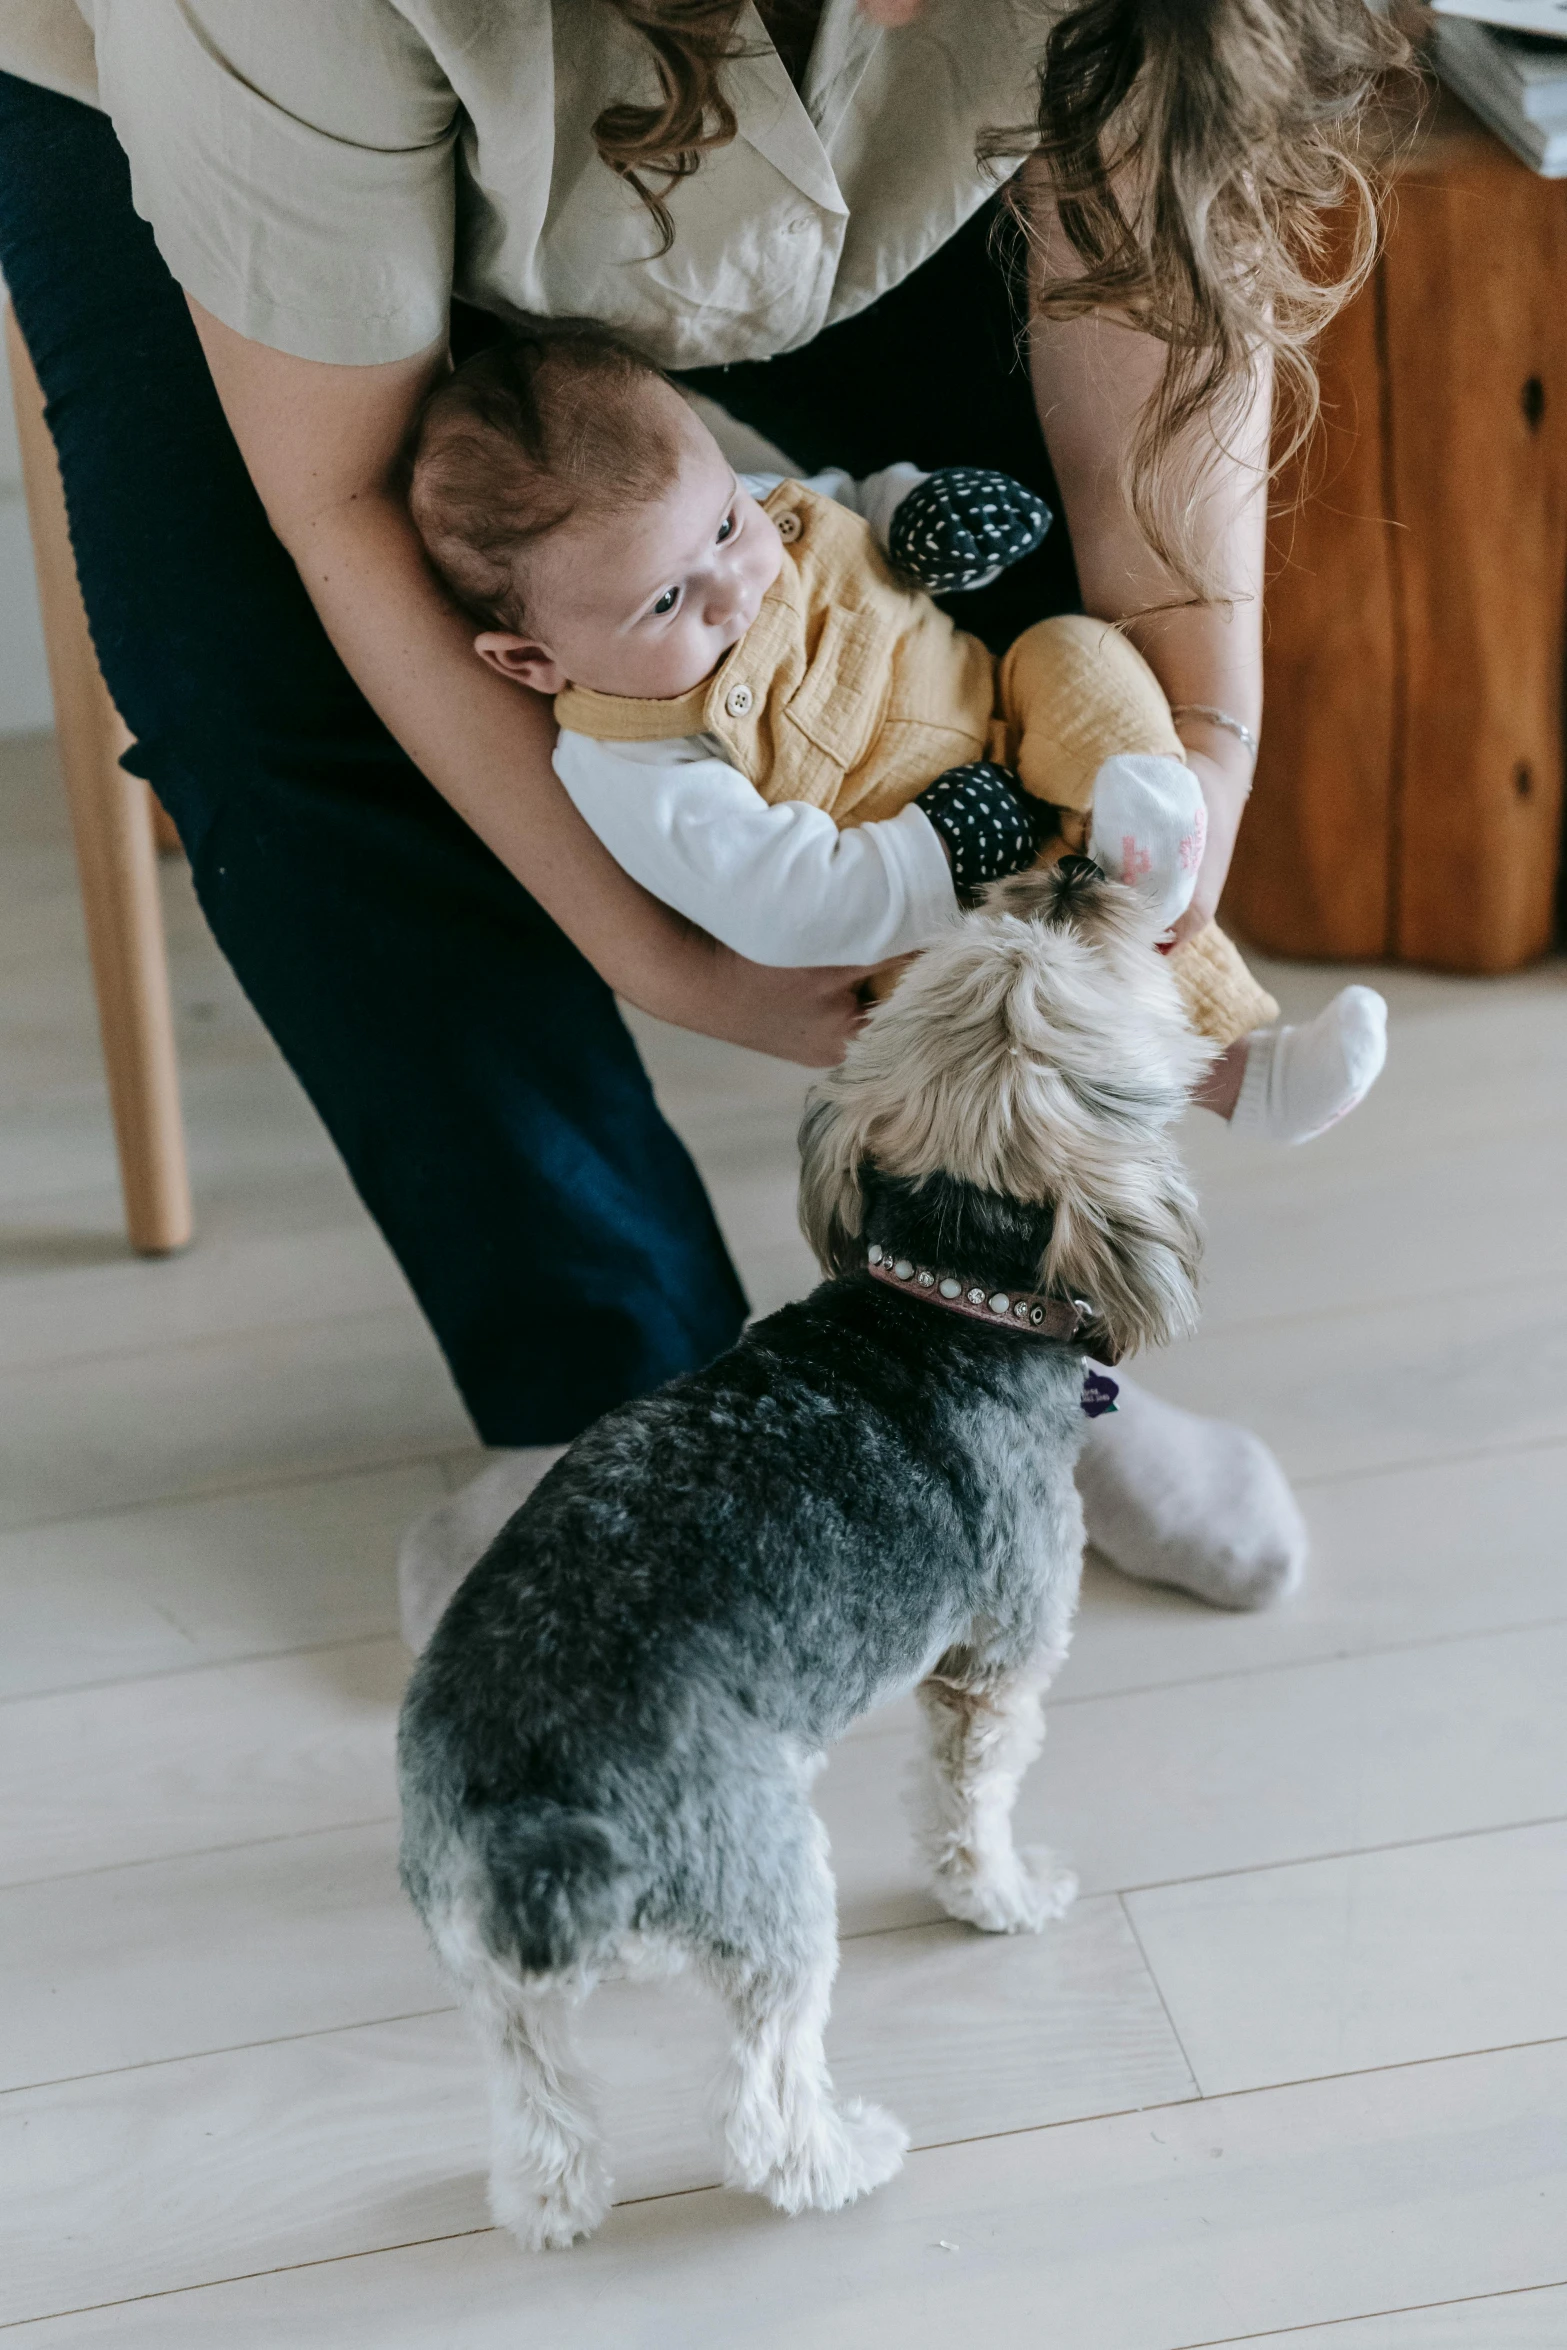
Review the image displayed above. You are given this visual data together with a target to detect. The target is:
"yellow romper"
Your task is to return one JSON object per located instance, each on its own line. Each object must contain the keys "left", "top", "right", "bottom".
{"left": 555, "top": 483, "right": 1277, "bottom": 1046}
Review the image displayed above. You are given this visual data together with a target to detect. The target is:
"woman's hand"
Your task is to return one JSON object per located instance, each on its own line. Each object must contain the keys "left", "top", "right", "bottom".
{"left": 645, "top": 933, "right": 873, "bottom": 1066}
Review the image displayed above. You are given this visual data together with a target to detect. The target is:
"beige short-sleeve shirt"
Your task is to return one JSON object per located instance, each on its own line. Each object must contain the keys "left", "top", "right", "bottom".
{"left": 0, "top": 0, "right": 1046, "bottom": 369}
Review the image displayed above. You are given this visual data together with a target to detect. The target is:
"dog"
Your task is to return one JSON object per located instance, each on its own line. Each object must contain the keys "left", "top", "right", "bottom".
{"left": 396, "top": 858, "right": 1212, "bottom": 2251}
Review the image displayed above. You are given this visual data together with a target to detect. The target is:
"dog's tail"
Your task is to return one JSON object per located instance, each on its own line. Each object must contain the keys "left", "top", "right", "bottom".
{"left": 473, "top": 1804, "right": 644, "bottom": 1976}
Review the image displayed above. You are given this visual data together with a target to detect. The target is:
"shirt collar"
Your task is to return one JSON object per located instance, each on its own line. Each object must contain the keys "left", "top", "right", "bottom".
{"left": 733, "top": 0, "right": 856, "bottom": 216}
{"left": 802, "top": 0, "right": 886, "bottom": 150}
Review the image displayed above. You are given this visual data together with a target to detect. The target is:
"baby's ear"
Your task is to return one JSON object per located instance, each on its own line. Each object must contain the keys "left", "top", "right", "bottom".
{"left": 474, "top": 631, "right": 567, "bottom": 695}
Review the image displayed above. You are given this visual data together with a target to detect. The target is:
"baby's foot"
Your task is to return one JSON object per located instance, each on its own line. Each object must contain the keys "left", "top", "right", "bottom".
{"left": 1087, "top": 752, "right": 1208, "bottom": 934}
{"left": 889, "top": 467, "right": 1051, "bottom": 593}
{"left": 1231, "top": 986, "right": 1388, "bottom": 1144}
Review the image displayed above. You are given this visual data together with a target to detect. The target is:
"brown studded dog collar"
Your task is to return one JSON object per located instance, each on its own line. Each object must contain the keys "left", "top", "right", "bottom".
{"left": 865, "top": 1245, "right": 1095, "bottom": 1343}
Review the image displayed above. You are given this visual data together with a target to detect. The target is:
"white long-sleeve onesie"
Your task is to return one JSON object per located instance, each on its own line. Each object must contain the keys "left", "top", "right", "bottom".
{"left": 552, "top": 468, "right": 1204, "bottom": 966}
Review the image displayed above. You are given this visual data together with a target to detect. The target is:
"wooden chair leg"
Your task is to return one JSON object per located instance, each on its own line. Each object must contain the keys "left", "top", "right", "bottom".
{"left": 6, "top": 307, "right": 193, "bottom": 1255}
{"left": 147, "top": 787, "right": 182, "bottom": 857}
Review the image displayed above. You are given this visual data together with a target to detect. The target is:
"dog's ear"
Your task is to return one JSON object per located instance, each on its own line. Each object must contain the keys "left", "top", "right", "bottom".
{"left": 1041, "top": 1157, "right": 1204, "bottom": 1362}
{"left": 797, "top": 1092, "right": 866, "bottom": 1275}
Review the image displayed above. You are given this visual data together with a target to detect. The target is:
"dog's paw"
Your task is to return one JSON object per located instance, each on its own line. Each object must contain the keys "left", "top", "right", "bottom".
{"left": 935, "top": 1845, "right": 1078, "bottom": 1935}
{"left": 489, "top": 2150, "right": 613, "bottom": 2253}
{"left": 833, "top": 2098, "right": 911, "bottom": 2204}
{"left": 1017, "top": 1845, "right": 1079, "bottom": 1924}
{"left": 748, "top": 2098, "right": 909, "bottom": 2217}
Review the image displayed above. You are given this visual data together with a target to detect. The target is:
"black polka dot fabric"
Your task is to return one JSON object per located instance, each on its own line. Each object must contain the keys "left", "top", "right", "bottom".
{"left": 888, "top": 468, "right": 1052, "bottom": 594}
{"left": 916, "top": 762, "right": 1044, "bottom": 894}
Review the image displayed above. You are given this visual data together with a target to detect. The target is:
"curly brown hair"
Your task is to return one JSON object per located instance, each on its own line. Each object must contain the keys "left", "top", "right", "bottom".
{"left": 597, "top": 0, "right": 1414, "bottom": 594}
{"left": 1006, "top": 0, "right": 1414, "bottom": 596}
{"left": 593, "top": 0, "right": 750, "bottom": 252}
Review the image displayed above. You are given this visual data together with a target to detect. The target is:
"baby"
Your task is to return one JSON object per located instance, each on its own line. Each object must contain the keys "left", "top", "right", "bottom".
{"left": 411, "top": 324, "right": 1386, "bottom": 1144}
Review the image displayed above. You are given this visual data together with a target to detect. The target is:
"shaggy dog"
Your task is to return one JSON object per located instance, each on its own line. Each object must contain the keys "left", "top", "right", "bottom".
{"left": 397, "top": 859, "right": 1212, "bottom": 2251}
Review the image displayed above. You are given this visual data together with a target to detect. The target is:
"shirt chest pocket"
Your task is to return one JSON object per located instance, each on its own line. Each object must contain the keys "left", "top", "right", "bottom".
{"left": 782, "top": 603, "right": 892, "bottom": 779}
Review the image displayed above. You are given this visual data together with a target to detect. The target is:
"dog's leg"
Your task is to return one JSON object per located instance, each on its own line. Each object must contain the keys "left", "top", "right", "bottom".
{"left": 705, "top": 1812, "right": 908, "bottom": 2216}
{"left": 913, "top": 1650, "right": 1078, "bottom": 1934}
{"left": 430, "top": 1902, "right": 611, "bottom": 2251}
{"left": 479, "top": 1977, "right": 612, "bottom": 2251}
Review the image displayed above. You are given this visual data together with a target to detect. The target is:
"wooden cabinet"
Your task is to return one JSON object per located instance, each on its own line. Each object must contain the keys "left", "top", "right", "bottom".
{"left": 1225, "top": 97, "right": 1567, "bottom": 974}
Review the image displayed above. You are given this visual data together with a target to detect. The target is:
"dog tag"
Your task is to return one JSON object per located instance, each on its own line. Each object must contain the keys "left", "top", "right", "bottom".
{"left": 1081, "top": 1370, "right": 1119, "bottom": 1418}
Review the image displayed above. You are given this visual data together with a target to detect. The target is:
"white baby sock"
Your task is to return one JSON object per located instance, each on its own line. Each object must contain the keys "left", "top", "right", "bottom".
{"left": 1087, "top": 754, "right": 1208, "bottom": 933}
{"left": 1232, "top": 985, "right": 1388, "bottom": 1145}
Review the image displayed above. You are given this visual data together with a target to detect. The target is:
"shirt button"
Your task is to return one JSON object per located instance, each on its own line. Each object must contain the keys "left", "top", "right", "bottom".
{"left": 725, "top": 682, "right": 754, "bottom": 718}
{"left": 775, "top": 511, "right": 802, "bottom": 543}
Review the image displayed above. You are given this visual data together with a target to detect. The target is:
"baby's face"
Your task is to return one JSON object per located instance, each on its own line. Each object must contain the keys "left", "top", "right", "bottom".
{"left": 485, "top": 409, "right": 784, "bottom": 701}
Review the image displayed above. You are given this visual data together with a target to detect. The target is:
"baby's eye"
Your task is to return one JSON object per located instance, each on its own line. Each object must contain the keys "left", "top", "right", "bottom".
{"left": 716, "top": 511, "right": 735, "bottom": 544}
{"left": 652, "top": 587, "right": 679, "bottom": 616}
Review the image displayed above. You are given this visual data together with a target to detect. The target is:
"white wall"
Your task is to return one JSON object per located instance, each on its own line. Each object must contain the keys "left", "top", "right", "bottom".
{"left": 0, "top": 288, "right": 58, "bottom": 737}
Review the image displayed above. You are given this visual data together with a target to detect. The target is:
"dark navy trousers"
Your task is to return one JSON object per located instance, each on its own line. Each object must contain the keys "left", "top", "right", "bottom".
{"left": 0, "top": 71, "right": 1073, "bottom": 1445}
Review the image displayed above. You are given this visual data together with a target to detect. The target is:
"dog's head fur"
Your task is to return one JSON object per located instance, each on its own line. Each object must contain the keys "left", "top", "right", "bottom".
{"left": 798, "top": 861, "right": 1216, "bottom": 1361}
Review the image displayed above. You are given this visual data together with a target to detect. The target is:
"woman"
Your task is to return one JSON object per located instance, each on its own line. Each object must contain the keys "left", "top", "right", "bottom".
{"left": 0, "top": 0, "right": 1397, "bottom": 1627}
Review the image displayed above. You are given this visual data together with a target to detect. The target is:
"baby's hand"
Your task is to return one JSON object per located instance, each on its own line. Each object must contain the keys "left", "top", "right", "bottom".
{"left": 889, "top": 469, "right": 1051, "bottom": 595}
{"left": 1086, "top": 755, "right": 1207, "bottom": 936}
{"left": 916, "top": 761, "right": 1048, "bottom": 896}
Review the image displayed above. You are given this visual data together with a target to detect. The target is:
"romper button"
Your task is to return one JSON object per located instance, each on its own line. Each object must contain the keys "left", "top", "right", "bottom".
{"left": 725, "top": 683, "right": 754, "bottom": 717}
{"left": 776, "top": 511, "right": 802, "bottom": 542}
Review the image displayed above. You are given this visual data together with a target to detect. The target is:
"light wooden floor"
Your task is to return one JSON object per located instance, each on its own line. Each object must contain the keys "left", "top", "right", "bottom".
{"left": 3, "top": 727, "right": 1565, "bottom": 2347}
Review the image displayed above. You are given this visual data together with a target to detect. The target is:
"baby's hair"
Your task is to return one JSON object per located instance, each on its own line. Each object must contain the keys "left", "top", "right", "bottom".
{"left": 409, "top": 323, "right": 685, "bottom": 633}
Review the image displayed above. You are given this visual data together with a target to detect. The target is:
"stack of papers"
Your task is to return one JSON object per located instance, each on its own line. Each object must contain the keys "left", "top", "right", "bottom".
{"left": 1431, "top": 0, "right": 1567, "bottom": 172}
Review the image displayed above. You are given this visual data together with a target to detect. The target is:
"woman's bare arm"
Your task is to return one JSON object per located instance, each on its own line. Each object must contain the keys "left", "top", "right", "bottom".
{"left": 187, "top": 300, "right": 867, "bottom": 1063}
{"left": 1023, "top": 164, "right": 1270, "bottom": 944}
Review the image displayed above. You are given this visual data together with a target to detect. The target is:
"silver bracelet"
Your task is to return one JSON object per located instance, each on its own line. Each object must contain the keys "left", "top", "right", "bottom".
{"left": 1170, "top": 703, "right": 1259, "bottom": 765}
